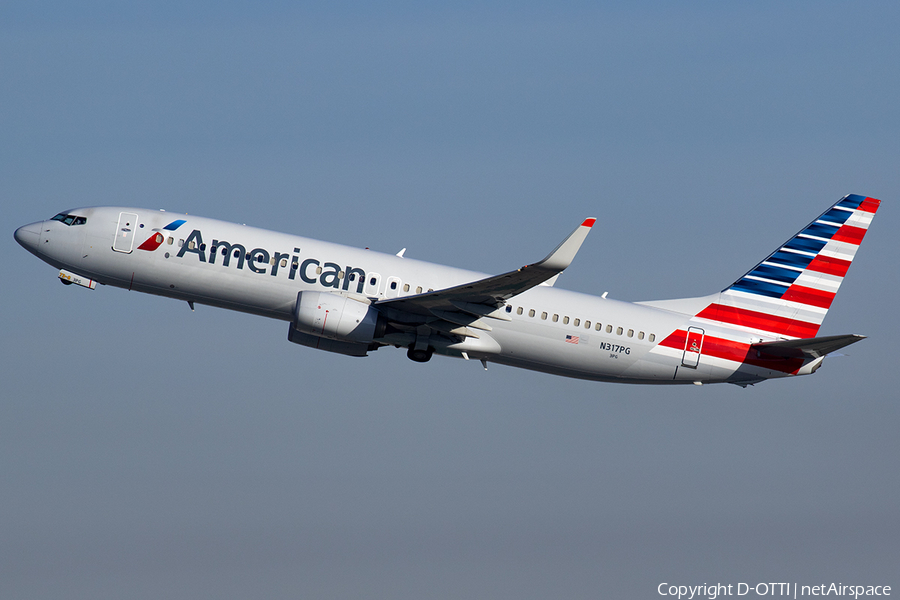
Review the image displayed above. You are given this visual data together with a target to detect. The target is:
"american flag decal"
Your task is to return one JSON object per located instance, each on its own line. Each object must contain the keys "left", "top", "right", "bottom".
{"left": 565, "top": 335, "right": 579, "bottom": 344}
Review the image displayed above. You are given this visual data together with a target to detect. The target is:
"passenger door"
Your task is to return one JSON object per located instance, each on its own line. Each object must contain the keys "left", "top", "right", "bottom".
{"left": 113, "top": 212, "right": 139, "bottom": 253}
{"left": 681, "top": 326, "right": 704, "bottom": 368}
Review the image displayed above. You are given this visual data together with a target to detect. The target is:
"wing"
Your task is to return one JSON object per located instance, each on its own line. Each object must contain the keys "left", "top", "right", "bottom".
{"left": 375, "top": 218, "right": 596, "bottom": 330}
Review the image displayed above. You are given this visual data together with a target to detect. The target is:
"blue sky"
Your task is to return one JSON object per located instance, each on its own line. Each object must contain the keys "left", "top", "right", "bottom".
{"left": 2, "top": 3, "right": 898, "bottom": 598}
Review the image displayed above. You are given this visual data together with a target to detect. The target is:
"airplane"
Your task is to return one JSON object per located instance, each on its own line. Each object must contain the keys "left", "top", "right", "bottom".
{"left": 14, "top": 194, "right": 880, "bottom": 386}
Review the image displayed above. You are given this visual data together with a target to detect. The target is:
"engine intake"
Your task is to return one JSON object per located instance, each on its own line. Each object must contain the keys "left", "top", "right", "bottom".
{"left": 293, "top": 291, "right": 383, "bottom": 343}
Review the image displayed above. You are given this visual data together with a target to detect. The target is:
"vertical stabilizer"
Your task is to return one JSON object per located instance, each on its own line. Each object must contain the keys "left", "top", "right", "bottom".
{"left": 694, "top": 194, "right": 880, "bottom": 339}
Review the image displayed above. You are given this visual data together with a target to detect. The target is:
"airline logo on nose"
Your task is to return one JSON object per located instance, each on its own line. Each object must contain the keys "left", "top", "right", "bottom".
{"left": 137, "top": 219, "right": 187, "bottom": 251}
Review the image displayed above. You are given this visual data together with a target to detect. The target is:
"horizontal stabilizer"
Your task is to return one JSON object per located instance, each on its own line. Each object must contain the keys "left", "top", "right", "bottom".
{"left": 751, "top": 334, "right": 866, "bottom": 359}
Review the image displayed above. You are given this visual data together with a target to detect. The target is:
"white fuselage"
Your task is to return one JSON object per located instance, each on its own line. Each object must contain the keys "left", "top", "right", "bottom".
{"left": 15, "top": 206, "right": 809, "bottom": 385}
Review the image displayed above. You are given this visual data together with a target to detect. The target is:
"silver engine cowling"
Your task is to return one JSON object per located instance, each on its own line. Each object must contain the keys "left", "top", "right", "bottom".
{"left": 288, "top": 291, "right": 385, "bottom": 356}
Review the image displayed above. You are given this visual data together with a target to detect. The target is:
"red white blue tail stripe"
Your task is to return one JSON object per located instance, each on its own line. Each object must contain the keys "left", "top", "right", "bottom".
{"left": 648, "top": 194, "right": 880, "bottom": 382}
{"left": 696, "top": 194, "right": 880, "bottom": 339}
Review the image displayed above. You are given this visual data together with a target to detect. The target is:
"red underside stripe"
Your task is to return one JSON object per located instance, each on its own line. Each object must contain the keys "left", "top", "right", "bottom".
{"left": 660, "top": 330, "right": 804, "bottom": 374}
{"left": 781, "top": 285, "right": 835, "bottom": 309}
{"left": 695, "top": 304, "right": 820, "bottom": 338}
{"left": 858, "top": 197, "right": 880, "bottom": 213}
{"left": 832, "top": 224, "right": 866, "bottom": 245}
{"left": 806, "top": 254, "right": 851, "bottom": 277}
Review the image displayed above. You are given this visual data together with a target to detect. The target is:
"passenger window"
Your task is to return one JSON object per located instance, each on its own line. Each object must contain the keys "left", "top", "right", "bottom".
{"left": 552, "top": 314, "right": 559, "bottom": 322}
{"left": 316, "top": 267, "right": 323, "bottom": 275}
{"left": 505, "top": 305, "right": 512, "bottom": 313}
{"left": 616, "top": 327, "right": 623, "bottom": 335}
{"left": 595, "top": 323, "right": 601, "bottom": 331}
{"left": 338, "top": 271, "right": 344, "bottom": 278}
{"left": 574, "top": 318, "right": 580, "bottom": 327}
{"left": 627, "top": 329, "right": 633, "bottom": 337}
{"left": 281, "top": 259, "right": 287, "bottom": 268}
{"left": 167, "top": 237, "right": 174, "bottom": 245}
{"left": 403, "top": 284, "right": 410, "bottom": 292}
{"left": 416, "top": 286, "right": 423, "bottom": 294}
{"left": 189, "top": 241, "right": 196, "bottom": 250}
{"left": 528, "top": 309, "right": 535, "bottom": 317}
{"left": 427, "top": 288, "right": 433, "bottom": 292}
{"left": 369, "top": 277, "right": 377, "bottom": 286}
{"left": 390, "top": 281, "right": 397, "bottom": 290}
{"left": 606, "top": 325, "right": 613, "bottom": 333}
{"left": 563, "top": 316, "right": 570, "bottom": 325}
{"left": 638, "top": 331, "right": 645, "bottom": 340}
{"left": 649, "top": 334, "right": 656, "bottom": 342}
{"left": 585, "top": 320, "right": 591, "bottom": 329}
{"left": 233, "top": 249, "right": 240, "bottom": 258}
{"left": 541, "top": 312, "right": 548, "bottom": 320}
{"left": 517, "top": 307, "right": 523, "bottom": 315}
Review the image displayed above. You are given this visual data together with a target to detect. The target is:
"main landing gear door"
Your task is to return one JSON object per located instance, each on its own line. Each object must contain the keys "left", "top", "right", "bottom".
{"left": 682, "top": 326, "right": 704, "bottom": 368}
{"left": 113, "top": 212, "right": 139, "bottom": 253}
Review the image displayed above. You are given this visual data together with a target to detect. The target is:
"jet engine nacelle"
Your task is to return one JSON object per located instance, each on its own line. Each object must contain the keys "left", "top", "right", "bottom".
{"left": 293, "top": 291, "right": 382, "bottom": 343}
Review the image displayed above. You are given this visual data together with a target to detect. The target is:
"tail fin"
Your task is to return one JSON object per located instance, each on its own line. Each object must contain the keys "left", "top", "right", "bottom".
{"left": 695, "top": 194, "right": 880, "bottom": 339}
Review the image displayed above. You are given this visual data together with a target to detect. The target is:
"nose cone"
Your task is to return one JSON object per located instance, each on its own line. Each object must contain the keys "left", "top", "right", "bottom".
{"left": 15, "top": 221, "right": 42, "bottom": 255}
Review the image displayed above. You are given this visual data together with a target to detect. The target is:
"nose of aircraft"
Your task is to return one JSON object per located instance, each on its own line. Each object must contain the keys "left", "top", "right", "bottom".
{"left": 14, "top": 221, "right": 43, "bottom": 254}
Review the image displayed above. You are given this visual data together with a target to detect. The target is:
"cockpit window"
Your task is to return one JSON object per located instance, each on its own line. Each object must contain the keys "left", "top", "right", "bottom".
{"left": 50, "top": 213, "right": 87, "bottom": 226}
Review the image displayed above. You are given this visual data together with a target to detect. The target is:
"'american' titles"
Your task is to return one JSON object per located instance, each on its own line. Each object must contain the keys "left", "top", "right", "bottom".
{"left": 176, "top": 229, "right": 371, "bottom": 293}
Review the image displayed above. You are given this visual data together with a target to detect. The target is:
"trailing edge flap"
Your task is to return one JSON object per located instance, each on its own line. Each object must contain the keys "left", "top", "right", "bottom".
{"left": 375, "top": 218, "right": 596, "bottom": 318}
{"left": 540, "top": 273, "right": 560, "bottom": 287}
{"left": 751, "top": 334, "right": 866, "bottom": 359}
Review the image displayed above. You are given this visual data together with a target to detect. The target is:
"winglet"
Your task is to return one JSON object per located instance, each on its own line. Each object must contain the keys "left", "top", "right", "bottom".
{"left": 531, "top": 217, "right": 596, "bottom": 272}
{"left": 374, "top": 216, "right": 597, "bottom": 313}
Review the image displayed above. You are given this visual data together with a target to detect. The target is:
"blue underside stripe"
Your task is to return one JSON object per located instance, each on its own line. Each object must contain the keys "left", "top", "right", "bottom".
{"left": 802, "top": 222, "right": 839, "bottom": 239}
{"left": 837, "top": 195, "right": 864, "bottom": 210}
{"left": 768, "top": 250, "right": 814, "bottom": 269}
{"left": 730, "top": 278, "right": 789, "bottom": 298}
{"left": 784, "top": 237, "right": 827, "bottom": 254}
{"left": 821, "top": 207, "right": 853, "bottom": 224}
{"left": 748, "top": 264, "right": 801, "bottom": 284}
